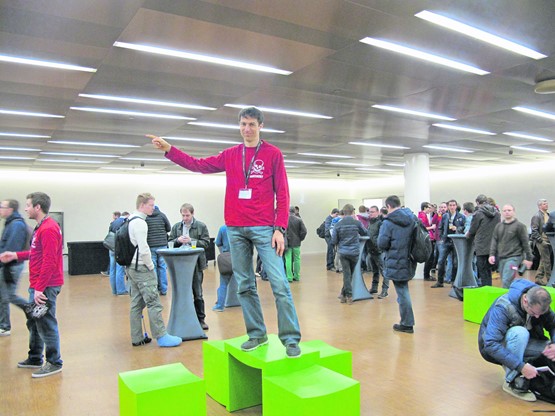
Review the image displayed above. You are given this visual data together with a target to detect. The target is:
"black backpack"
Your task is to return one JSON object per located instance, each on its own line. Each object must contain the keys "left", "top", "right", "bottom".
{"left": 409, "top": 218, "right": 433, "bottom": 263}
{"left": 115, "top": 217, "right": 142, "bottom": 268}
{"left": 529, "top": 354, "right": 555, "bottom": 404}
{"left": 316, "top": 221, "right": 326, "bottom": 239}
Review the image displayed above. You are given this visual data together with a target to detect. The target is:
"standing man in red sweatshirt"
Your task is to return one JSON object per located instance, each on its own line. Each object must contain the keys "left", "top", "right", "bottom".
{"left": 0, "top": 192, "right": 64, "bottom": 378}
{"left": 148, "top": 106, "right": 302, "bottom": 358}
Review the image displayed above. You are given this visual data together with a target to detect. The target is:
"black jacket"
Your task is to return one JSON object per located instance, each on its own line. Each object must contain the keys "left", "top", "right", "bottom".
{"left": 467, "top": 204, "right": 500, "bottom": 256}
{"left": 145, "top": 207, "right": 171, "bottom": 248}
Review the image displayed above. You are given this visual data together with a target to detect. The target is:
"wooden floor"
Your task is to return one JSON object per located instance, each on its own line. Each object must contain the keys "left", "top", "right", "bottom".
{"left": 2, "top": 254, "right": 554, "bottom": 416}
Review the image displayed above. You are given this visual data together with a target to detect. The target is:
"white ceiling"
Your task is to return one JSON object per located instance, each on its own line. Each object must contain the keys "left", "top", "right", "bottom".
{"left": 1, "top": 0, "right": 555, "bottom": 179}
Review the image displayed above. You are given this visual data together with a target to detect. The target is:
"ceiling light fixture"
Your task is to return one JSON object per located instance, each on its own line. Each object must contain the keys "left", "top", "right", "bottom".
{"left": 355, "top": 167, "right": 394, "bottom": 172}
{"left": 0, "top": 53, "right": 97, "bottom": 72}
{"left": 534, "top": 79, "right": 555, "bottom": 94}
{"left": 37, "top": 159, "right": 109, "bottom": 164}
{"left": 502, "top": 132, "right": 553, "bottom": 142}
{"left": 0, "top": 146, "right": 41, "bottom": 152}
{"left": 224, "top": 104, "right": 332, "bottom": 119}
{"left": 113, "top": 42, "right": 292, "bottom": 75}
{"left": 432, "top": 123, "right": 495, "bottom": 135}
{"left": 41, "top": 152, "right": 118, "bottom": 158}
{"left": 281, "top": 160, "right": 320, "bottom": 164}
{"left": 120, "top": 157, "right": 170, "bottom": 162}
{"left": 79, "top": 94, "right": 216, "bottom": 110}
{"left": 163, "top": 136, "right": 240, "bottom": 145}
{"left": 372, "top": 104, "right": 456, "bottom": 121}
{"left": 0, "top": 109, "right": 64, "bottom": 118}
{"left": 349, "top": 141, "right": 410, "bottom": 150}
{"left": 187, "top": 121, "right": 284, "bottom": 133}
{"left": 513, "top": 106, "right": 555, "bottom": 121}
{"left": 325, "top": 161, "right": 370, "bottom": 167}
{"left": 415, "top": 11, "right": 547, "bottom": 60}
{"left": 298, "top": 152, "right": 353, "bottom": 159}
{"left": 48, "top": 140, "right": 140, "bottom": 148}
{"left": 386, "top": 163, "right": 406, "bottom": 167}
{"left": 0, "top": 132, "right": 51, "bottom": 138}
{"left": 359, "top": 37, "right": 489, "bottom": 75}
{"left": 423, "top": 144, "right": 474, "bottom": 153}
{"left": 0, "top": 155, "right": 35, "bottom": 160}
{"left": 510, "top": 145, "right": 551, "bottom": 153}
{"left": 101, "top": 167, "right": 159, "bottom": 171}
{"left": 70, "top": 107, "right": 195, "bottom": 120}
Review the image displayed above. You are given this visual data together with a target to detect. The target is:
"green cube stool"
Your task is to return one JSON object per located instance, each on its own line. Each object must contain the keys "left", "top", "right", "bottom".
{"left": 463, "top": 286, "right": 508, "bottom": 324}
{"left": 202, "top": 340, "right": 228, "bottom": 407}
{"left": 119, "top": 363, "right": 206, "bottom": 416}
{"left": 262, "top": 365, "right": 360, "bottom": 416}
{"left": 545, "top": 286, "right": 555, "bottom": 312}
{"left": 300, "top": 339, "right": 352, "bottom": 377}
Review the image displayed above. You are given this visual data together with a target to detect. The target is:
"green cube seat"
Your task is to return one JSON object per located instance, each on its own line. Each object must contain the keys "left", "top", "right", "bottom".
{"left": 262, "top": 365, "right": 360, "bottom": 416}
{"left": 299, "top": 339, "right": 352, "bottom": 377}
{"left": 202, "top": 340, "right": 228, "bottom": 407}
{"left": 118, "top": 362, "right": 206, "bottom": 416}
{"left": 463, "top": 286, "right": 508, "bottom": 324}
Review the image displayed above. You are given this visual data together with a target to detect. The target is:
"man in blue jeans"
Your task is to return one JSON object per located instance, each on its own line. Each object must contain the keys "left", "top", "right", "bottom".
{"left": 479, "top": 280, "right": 555, "bottom": 401}
{"left": 149, "top": 106, "right": 302, "bottom": 357}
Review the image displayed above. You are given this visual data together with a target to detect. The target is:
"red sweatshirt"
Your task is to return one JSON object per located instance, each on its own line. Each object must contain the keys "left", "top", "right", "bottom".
{"left": 17, "top": 216, "right": 64, "bottom": 292}
{"left": 166, "top": 141, "right": 290, "bottom": 228}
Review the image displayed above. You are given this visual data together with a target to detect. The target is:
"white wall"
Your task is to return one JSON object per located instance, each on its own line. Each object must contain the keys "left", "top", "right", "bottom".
{"left": 0, "top": 160, "right": 548, "bottom": 255}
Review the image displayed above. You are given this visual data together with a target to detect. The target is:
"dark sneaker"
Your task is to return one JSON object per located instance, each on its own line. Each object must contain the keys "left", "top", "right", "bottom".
{"left": 370, "top": 287, "right": 378, "bottom": 294}
{"left": 393, "top": 324, "right": 414, "bottom": 334}
{"left": 286, "top": 343, "right": 301, "bottom": 358}
{"left": 431, "top": 283, "right": 444, "bottom": 288}
{"left": 339, "top": 296, "right": 347, "bottom": 304}
{"left": 378, "top": 290, "right": 389, "bottom": 299}
{"left": 200, "top": 320, "right": 209, "bottom": 331}
{"left": 32, "top": 362, "right": 62, "bottom": 378}
{"left": 346, "top": 296, "right": 354, "bottom": 305}
{"left": 18, "top": 358, "right": 43, "bottom": 369}
{"left": 241, "top": 335, "right": 269, "bottom": 351}
{"left": 503, "top": 381, "right": 536, "bottom": 401}
{"left": 0, "top": 328, "right": 11, "bottom": 336}
{"left": 132, "top": 336, "right": 152, "bottom": 347}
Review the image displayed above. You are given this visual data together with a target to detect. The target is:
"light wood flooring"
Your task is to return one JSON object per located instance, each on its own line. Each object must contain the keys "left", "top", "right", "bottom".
{"left": 1, "top": 254, "right": 554, "bottom": 415}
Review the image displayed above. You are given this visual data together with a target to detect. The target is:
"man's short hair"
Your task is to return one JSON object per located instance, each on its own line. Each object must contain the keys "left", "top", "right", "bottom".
{"left": 122, "top": 211, "right": 130, "bottom": 216}
{"left": 180, "top": 203, "right": 194, "bottom": 214}
{"left": 385, "top": 195, "right": 401, "bottom": 209}
{"left": 463, "top": 202, "right": 475, "bottom": 214}
{"left": 358, "top": 205, "right": 368, "bottom": 213}
{"left": 447, "top": 199, "right": 458, "bottom": 206}
{"left": 4, "top": 199, "right": 19, "bottom": 211}
{"left": 136, "top": 193, "right": 154, "bottom": 209}
{"left": 342, "top": 204, "right": 355, "bottom": 215}
{"left": 369, "top": 205, "right": 379, "bottom": 212}
{"left": 26, "top": 192, "right": 51, "bottom": 214}
{"left": 537, "top": 198, "right": 548, "bottom": 207}
{"left": 380, "top": 207, "right": 388, "bottom": 216}
{"left": 238, "top": 107, "right": 264, "bottom": 125}
{"left": 420, "top": 201, "right": 430, "bottom": 211}
{"left": 476, "top": 194, "right": 488, "bottom": 205}
{"left": 526, "top": 286, "right": 552, "bottom": 313}
{"left": 289, "top": 206, "right": 296, "bottom": 214}
{"left": 331, "top": 208, "right": 339, "bottom": 214}
{"left": 113, "top": 211, "right": 121, "bottom": 218}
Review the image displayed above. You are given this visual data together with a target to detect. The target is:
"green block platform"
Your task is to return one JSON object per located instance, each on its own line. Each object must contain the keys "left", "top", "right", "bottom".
{"left": 119, "top": 362, "right": 206, "bottom": 416}
{"left": 463, "top": 286, "right": 508, "bottom": 324}
{"left": 202, "top": 340, "right": 229, "bottom": 407}
{"left": 263, "top": 365, "right": 360, "bottom": 416}
{"left": 299, "top": 339, "right": 352, "bottom": 377}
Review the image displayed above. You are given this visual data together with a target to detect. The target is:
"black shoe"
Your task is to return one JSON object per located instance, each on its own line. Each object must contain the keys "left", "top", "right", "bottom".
{"left": 393, "top": 324, "right": 414, "bottom": 334}
{"left": 370, "top": 287, "right": 378, "bottom": 294}
{"left": 132, "top": 336, "right": 152, "bottom": 347}
{"left": 431, "top": 283, "right": 444, "bottom": 288}
{"left": 200, "top": 320, "right": 209, "bottom": 330}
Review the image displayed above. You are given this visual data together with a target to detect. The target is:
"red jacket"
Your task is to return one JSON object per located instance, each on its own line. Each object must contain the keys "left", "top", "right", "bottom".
{"left": 17, "top": 217, "right": 64, "bottom": 292}
{"left": 166, "top": 141, "right": 290, "bottom": 228}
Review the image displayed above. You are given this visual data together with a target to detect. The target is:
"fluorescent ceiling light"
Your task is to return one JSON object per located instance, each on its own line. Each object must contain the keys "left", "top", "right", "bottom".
{"left": 113, "top": 42, "right": 292, "bottom": 75}
{"left": 372, "top": 104, "right": 455, "bottom": 121}
{"left": 423, "top": 144, "right": 474, "bottom": 153}
{"left": 70, "top": 107, "right": 195, "bottom": 120}
{"left": 359, "top": 37, "right": 489, "bottom": 75}
{"left": 120, "top": 157, "right": 170, "bottom": 162}
{"left": 101, "top": 167, "right": 159, "bottom": 171}
{"left": 224, "top": 104, "right": 332, "bottom": 119}
{"left": 432, "top": 123, "right": 495, "bottom": 135}
{"left": 284, "top": 165, "right": 299, "bottom": 168}
{"left": 0, "top": 155, "right": 35, "bottom": 160}
{"left": 298, "top": 152, "right": 353, "bottom": 159}
{"left": 513, "top": 106, "right": 555, "bottom": 121}
{"left": 325, "top": 161, "right": 370, "bottom": 167}
{"left": 355, "top": 167, "right": 394, "bottom": 172}
{"left": 510, "top": 145, "right": 551, "bottom": 153}
{"left": 386, "top": 163, "right": 406, "bottom": 167}
{"left": 41, "top": 152, "right": 118, "bottom": 158}
{"left": 48, "top": 140, "right": 140, "bottom": 148}
{"left": 0, "top": 146, "right": 40, "bottom": 152}
{"left": 0, "top": 53, "right": 97, "bottom": 72}
{"left": 163, "top": 136, "right": 240, "bottom": 145}
{"left": 37, "top": 159, "right": 109, "bottom": 164}
{"left": 349, "top": 141, "right": 410, "bottom": 150}
{"left": 0, "top": 132, "right": 51, "bottom": 138}
{"left": 0, "top": 109, "right": 64, "bottom": 118}
{"left": 415, "top": 11, "right": 547, "bottom": 60}
{"left": 79, "top": 94, "right": 216, "bottom": 111}
{"left": 281, "top": 159, "right": 320, "bottom": 164}
{"left": 503, "top": 132, "right": 553, "bottom": 142}
{"left": 188, "top": 121, "right": 284, "bottom": 133}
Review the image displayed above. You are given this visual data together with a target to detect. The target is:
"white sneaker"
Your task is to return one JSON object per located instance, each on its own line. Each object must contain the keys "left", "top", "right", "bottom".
{"left": 503, "top": 381, "right": 536, "bottom": 402}
{"left": 0, "top": 328, "right": 10, "bottom": 336}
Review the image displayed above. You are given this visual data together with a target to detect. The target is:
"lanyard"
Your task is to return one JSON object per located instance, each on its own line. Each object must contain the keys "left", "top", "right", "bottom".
{"left": 242, "top": 140, "right": 262, "bottom": 188}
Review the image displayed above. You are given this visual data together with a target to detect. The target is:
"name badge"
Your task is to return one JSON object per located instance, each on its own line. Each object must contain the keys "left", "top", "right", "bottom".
{"left": 238, "top": 188, "right": 252, "bottom": 199}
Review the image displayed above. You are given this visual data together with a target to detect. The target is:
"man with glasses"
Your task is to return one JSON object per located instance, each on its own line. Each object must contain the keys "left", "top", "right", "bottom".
{"left": 479, "top": 280, "right": 555, "bottom": 402}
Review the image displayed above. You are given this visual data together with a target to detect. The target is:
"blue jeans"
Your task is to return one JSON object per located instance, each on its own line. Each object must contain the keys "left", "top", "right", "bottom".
{"left": 150, "top": 246, "right": 168, "bottom": 294}
{"left": 109, "top": 251, "right": 127, "bottom": 295}
{"left": 227, "top": 226, "right": 301, "bottom": 346}
{"left": 325, "top": 236, "right": 335, "bottom": 269}
{"left": 214, "top": 273, "right": 232, "bottom": 309}
{"left": 503, "top": 326, "right": 548, "bottom": 382}
{"left": 437, "top": 241, "right": 456, "bottom": 284}
{"left": 27, "top": 286, "right": 62, "bottom": 366}
{"left": 392, "top": 280, "right": 414, "bottom": 327}
{"left": 499, "top": 256, "right": 522, "bottom": 288}
{"left": 0, "top": 263, "right": 27, "bottom": 330}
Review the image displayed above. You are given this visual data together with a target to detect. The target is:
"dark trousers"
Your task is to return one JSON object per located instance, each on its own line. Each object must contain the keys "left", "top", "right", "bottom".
{"left": 339, "top": 254, "right": 358, "bottom": 297}
{"left": 476, "top": 255, "right": 492, "bottom": 286}
{"left": 423, "top": 241, "right": 435, "bottom": 279}
{"left": 325, "top": 237, "right": 335, "bottom": 269}
{"left": 193, "top": 268, "right": 205, "bottom": 321}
